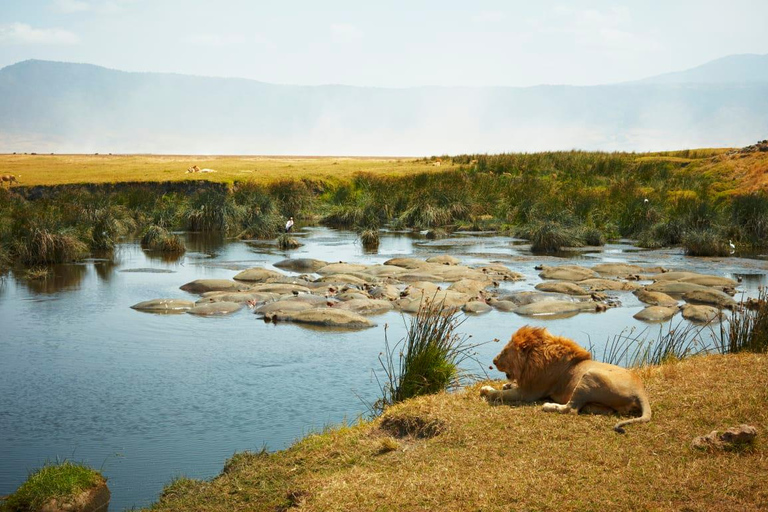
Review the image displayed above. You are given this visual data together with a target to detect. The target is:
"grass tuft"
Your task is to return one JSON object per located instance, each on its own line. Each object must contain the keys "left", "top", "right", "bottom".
{"left": 682, "top": 228, "right": 730, "bottom": 256}
{"left": 140, "top": 225, "right": 186, "bottom": 253}
{"left": 358, "top": 229, "right": 379, "bottom": 250}
{"left": 1, "top": 461, "right": 104, "bottom": 512}
{"left": 722, "top": 287, "right": 768, "bottom": 353}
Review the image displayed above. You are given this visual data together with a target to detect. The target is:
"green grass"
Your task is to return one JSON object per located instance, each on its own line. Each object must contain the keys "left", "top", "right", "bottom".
{"left": 1, "top": 461, "right": 104, "bottom": 512}
{"left": 723, "top": 287, "right": 768, "bottom": 353}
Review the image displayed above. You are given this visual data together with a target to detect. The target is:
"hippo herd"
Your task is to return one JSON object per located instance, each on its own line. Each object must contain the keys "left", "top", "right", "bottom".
{"left": 130, "top": 256, "right": 744, "bottom": 330}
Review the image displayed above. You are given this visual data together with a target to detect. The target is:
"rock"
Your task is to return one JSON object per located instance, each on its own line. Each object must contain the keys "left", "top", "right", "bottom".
{"left": 232, "top": 267, "right": 284, "bottom": 282}
{"left": 681, "top": 304, "right": 722, "bottom": 323}
{"left": 475, "top": 263, "right": 525, "bottom": 281}
{"left": 130, "top": 298, "right": 196, "bottom": 313}
{"left": 265, "top": 308, "right": 375, "bottom": 329}
{"left": 534, "top": 281, "right": 588, "bottom": 295}
{"left": 649, "top": 271, "right": 708, "bottom": 282}
{"left": 254, "top": 300, "right": 314, "bottom": 316}
{"left": 592, "top": 263, "right": 645, "bottom": 276}
{"left": 40, "top": 480, "right": 110, "bottom": 512}
{"left": 679, "top": 275, "right": 739, "bottom": 287}
{"left": 335, "top": 291, "right": 370, "bottom": 301}
{"left": 397, "top": 272, "right": 444, "bottom": 283}
{"left": 498, "top": 291, "right": 577, "bottom": 306}
{"left": 645, "top": 281, "right": 712, "bottom": 296}
{"left": 408, "top": 282, "right": 442, "bottom": 295}
{"left": 383, "top": 257, "right": 429, "bottom": 269}
{"left": 316, "top": 274, "right": 368, "bottom": 285}
{"left": 195, "top": 291, "right": 278, "bottom": 304}
{"left": 692, "top": 424, "right": 758, "bottom": 451}
{"left": 334, "top": 298, "right": 394, "bottom": 315}
{"left": 426, "top": 255, "right": 461, "bottom": 265}
{"left": 577, "top": 278, "right": 640, "bottom": 292}
{"left": 449, "top": 278, "right": 491, "bottom": 295}
{"left": 462, "top": 301, "right": 492, "bottom": 314}
{"left": 683, "top": 289, "right": 738, "bottom": 310}
{"left": 538, "top": 265, "right": 599, "bottom": 281}
{"left": 633, "top": 289, "right": 678, "bottom": 307}
{"left": 180, "top": 279, "right": 252, "bottom": 294}
{"left": 316, "top": 262, "right": 370, "bottom": 275}
{"left": 367, "top": 284, "right": 401, "bottom": 301}
{"left": 488, "top": 299, "right": 518, "bottom": 312}
{"left": 248, "top": 283, "right": 312, "bottom": 295}
{"left": 186, "top": 301, "right": 243, "bottom": 316}
{"left": 633, "top": 306, "right": 679, "bottom": 322}
{"left": 273, "top": 258, "right": 329, "bottom": 272}
{"left": 514, "top": 300, "right": 599, "bottom": 317}
{"left": 363, "top": 265, "right": 408, "bottom": 278}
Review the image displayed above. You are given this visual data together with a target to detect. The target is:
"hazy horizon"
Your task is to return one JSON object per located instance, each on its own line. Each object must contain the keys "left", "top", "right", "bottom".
{"left": 2, "top": 1, "right": 768, "bottom": 88}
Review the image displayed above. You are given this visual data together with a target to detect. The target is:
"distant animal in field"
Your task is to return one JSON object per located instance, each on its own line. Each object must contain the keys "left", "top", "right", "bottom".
{"left": 480, "top": 325, "right": 652, "bottom": 433}
{"left": 186, "top": 165, "right": 217, "bottom": 174}
{"left": 1, "top": 174, "right": 18, "bottom": 186}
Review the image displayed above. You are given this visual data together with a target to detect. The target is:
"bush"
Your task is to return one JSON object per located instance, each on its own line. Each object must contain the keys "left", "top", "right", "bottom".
{"left": 682, "top": 228, "right": 730, "bottom": 257}
{"left": 374, "top": 298, "right": 481, "bottom": 414}
{"left": 11, "top": 227, "right": 88, "bottom": 265}
{"left": 140, "top": 225, "right": 186, "bottom": 253}
{"left": 722, "top": 287, "right": 768, "bottom": 353}
{"left": 359, "top": 229, "right": 379, "bottom": 249}
{"left": 522, "top": 221, "right": 581, "bottom": 253}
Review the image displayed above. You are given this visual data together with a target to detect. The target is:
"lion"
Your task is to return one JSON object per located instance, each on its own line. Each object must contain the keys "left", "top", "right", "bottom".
{"left": 480, "top": 325, "right": 651, "bottom": 433}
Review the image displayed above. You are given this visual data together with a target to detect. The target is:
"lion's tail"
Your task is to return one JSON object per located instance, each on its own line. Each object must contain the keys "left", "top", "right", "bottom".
{"left": 613, "top": 392, "right": 652, "bottom": 434}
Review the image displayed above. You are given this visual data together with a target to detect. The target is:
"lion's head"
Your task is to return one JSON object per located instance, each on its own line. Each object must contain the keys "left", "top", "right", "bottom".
{"left": 493, "top": 325, "right": 591, "bottom": 386}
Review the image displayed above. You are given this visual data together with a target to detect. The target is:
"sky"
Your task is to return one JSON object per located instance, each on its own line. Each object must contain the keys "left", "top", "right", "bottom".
{"left": 1, "top": 0, "right": 767, "bottom": 87}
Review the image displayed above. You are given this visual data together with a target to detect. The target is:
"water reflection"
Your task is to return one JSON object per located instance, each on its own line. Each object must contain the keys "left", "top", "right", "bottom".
{"left": 16, "top": 263, "right": 88, "bottom": 294}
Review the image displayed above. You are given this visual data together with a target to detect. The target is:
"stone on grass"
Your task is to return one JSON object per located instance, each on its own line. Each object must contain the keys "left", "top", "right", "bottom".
{"left": 692, "top": 424, "right": 757, "bottom": 451}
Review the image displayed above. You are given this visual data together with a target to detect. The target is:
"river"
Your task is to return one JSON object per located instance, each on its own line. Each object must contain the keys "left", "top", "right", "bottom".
{"left": 1, "top": 227, "right": 765, "bottom": 510}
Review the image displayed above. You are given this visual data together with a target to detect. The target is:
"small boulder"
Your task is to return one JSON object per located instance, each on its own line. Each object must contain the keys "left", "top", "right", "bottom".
{"left": 462, "top": 301, "right": 492, "bottom": 314}
{"left": 633, "top": 306, "right": 678, "bottom": 322}
{"left": 233, "top": 267, "right": 284, "bottom": 282}
{"left": 534, "top": 281, "right": 588, "bottom": 295}
{"left": 634, "top": 289, "right": 678, "bottom": 307}
{"left": 538, "top": 265, "right": 598, "bottom": 281}
{"left": 254, "top": 300, "right": 314, "bottom": 316}
{"left": 186, "top": 302, "right": 243, "bottom": 316}
{"left": 683, "top": 289, "right": 738, "bottom": 310}
{"left": 273, "top": 258, "right": 328, "bottom": 272}
{"left": 681, "top": 304, "right": 722, "bottom": 323}
{"left": 316, "top": 262, "right": 370, "bottom": 275}
{"left": 426, "top": 255, "right": 461, "bottom": 265}
{"left": 265, "top": 308, "right": 375, "bottom": 329}
{"left": 692, "top": 424, "right": 757, "bottom": 451}
{"left": 180, "top": 279, "right": 252, "bottom": 294}
{"left": 131, "top": 298, "right": 196, "bottom": 313}
{"left": 335, "top": 298, "right": 394, "bottom": 315}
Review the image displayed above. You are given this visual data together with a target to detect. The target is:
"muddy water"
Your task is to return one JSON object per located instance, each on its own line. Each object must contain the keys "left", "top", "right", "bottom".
{"left": 1, "top": 227, "right": 766, "bottom": 510}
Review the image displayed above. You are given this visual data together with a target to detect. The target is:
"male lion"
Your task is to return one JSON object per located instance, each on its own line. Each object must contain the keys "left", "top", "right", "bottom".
{"left": 480, "top": 325, "right": 651, "bottom": 433}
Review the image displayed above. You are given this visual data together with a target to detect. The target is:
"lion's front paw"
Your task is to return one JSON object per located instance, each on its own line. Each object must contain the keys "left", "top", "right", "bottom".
{"left": 502, "top": 382, "right": 514, "bottom": 390}
{"left": 480, "top": 385, "right": 496, "bottom": 397}
{"left": 541, "top": 402, "right": 561, "bottom": 413}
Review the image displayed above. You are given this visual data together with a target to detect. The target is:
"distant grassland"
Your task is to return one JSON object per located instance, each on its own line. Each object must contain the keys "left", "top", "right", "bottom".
{"left": 0, "top": 154, "right": 453, "bottom": 186}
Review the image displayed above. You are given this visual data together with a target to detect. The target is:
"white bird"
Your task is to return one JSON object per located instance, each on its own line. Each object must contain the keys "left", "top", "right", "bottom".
{"left": 643, "top": 198, "right": 649, "bottom": 204}
{"left": 729, "top": 240, "right": 736, "bottom": 254}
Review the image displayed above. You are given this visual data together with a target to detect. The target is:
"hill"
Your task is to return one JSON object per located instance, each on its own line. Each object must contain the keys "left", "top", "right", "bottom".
{"left": 637, "top": 53, "right": 768, "bottom": 84}
{"left": 1, "top": 57, "right": 768, "bottom": 155}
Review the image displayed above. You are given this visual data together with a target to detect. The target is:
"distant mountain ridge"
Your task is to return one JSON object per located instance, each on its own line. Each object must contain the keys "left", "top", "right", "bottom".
{"left": 1, "top": 55, "right": 767, "bottom": 155}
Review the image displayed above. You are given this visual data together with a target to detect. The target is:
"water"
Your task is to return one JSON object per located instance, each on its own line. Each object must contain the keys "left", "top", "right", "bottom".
{"left": 1, "top": 227, "right": 766, "bottom": 510}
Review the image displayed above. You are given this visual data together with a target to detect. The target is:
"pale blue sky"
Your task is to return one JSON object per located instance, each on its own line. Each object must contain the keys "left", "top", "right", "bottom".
{"left": 1, "top": 0, "right": 767, "bottom": 87}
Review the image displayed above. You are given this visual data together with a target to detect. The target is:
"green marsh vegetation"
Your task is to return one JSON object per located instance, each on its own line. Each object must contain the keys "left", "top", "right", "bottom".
{"left": 0, "top": 461, "right": 105, "bottom": 512}
{"left": 2, "top": 149, "right": 768, "bottom": 268}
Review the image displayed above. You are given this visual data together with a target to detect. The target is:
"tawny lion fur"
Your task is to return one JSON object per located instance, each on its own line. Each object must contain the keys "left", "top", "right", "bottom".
{"left": 480, "top": 325, "right": 651, "bottom": 433}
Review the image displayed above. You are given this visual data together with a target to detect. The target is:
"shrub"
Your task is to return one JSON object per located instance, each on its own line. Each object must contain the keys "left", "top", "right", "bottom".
{"left": 373, "top": 298, "right": 481, "bottom": 414}
{"left": 1, "top": 461, "right": 104, "bottom": 512}
{"left": 682, "top": 228, "right": 730, "bottom": 257}
{"left": 359, "top": 229, "right": 379, "bottom": 250}
{"left": 722, "top": 287, "right": 768, "bottom": 353}
{"left": 140, "top": 225, "right": 186, "bottom": 253}
{"left": 277, "top": 233, "right": 302, "bottom": 249}
{"left": 579, "top": 226, "right": 606, "bottom": 246}
{"left": 11, "top": 227, "right": 88, "bottom": 265}
{"left": 522, "top": 221, "right": 581, "bottom": 253}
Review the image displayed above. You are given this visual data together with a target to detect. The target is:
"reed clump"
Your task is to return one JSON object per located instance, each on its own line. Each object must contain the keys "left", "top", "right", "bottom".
{"left": 140, "top": 225, "right": 186, "bottom": 253}
{"left": 373, "top": 299, "right": 481, "bottom": 415}
{"left": 358, "top": 229, "right": 380, "bottom": 250}
{"left": 723, "top": 287, "right": 768, "bottom": 353}
{"left": 682, "top": 228, "right": 730, "bottom": 256}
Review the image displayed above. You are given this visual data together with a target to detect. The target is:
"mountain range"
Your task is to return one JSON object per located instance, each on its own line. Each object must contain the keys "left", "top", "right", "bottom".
{"left": 1, "top": 54, "right": 767, "bottom": 155}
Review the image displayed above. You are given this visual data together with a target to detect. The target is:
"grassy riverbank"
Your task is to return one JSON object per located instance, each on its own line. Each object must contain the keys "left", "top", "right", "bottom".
{"left": 2, "top": 146, "right": 768, "bottom": 270}
{"left": 145, "top": 352, "right": 768, "bottom": 511}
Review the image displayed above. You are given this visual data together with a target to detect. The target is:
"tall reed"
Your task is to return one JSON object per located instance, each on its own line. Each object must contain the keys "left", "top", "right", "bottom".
{"left": 721, "top": 287, "right": 768, "bottom": 353}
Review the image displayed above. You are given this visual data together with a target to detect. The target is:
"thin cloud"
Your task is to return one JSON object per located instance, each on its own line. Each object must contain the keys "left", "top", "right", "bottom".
{"left": 330, "top": 23, "right": 363, "bottom": 43}
{"left": 0, "top": 23, "right": 80, "bottom": 45}
{"left": 183, "top": 33, "right": 248, "bottom": 47}
{"left": 52, "top": 0, "right": 91, "bottom": 13}
{"left": 472, "top": 11, "right": 506, "bottom": 24}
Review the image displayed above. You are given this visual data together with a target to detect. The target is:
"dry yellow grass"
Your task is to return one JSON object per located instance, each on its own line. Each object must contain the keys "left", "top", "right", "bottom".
{"left": 0, "top": 154, "right": 453, "bottom": 187}
{"left": 146, "top": 353, "right": 768, "bottom": 511}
